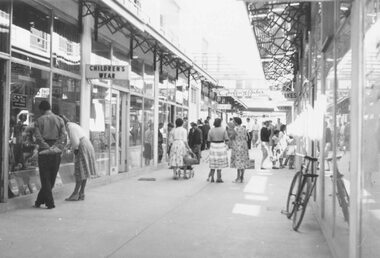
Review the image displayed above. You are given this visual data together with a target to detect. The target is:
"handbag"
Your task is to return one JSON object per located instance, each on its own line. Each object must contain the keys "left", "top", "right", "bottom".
{"left": 183, "top": 152, "right": 199, "bottom": 166}
{"left": 247, "top": 159, "right": 255, "bottom": 169}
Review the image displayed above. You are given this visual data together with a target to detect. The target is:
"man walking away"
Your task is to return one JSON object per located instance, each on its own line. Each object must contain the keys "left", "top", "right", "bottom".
{"left": 188, "top": 122, "right": 203, "bottom": 162}
{"left": 33, "top": 101, "right": 66, "bottom": 209}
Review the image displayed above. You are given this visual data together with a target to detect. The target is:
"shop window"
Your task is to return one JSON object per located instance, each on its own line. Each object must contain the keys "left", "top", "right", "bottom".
{"left": 11, "top": 1, "right": 51, "bottom": 66}
{"left": 361, "top": 1, "right": 380, "bottom": 255}
{"left": 0, "top": 1, "right": 10, "bottom": 53}
{"left": 144, "top": 63, "right": 154, "bottom": 97}
{"left": 52, "top": 17, "right": 80, "bottom": 74}
{"left": 129, "top": 95, "right": 143, "bottom": 168}
{"left": 191, "top": 87, "right": 197, "bottom": 104}
{"left": 130, "top": 59, "right": 144, "bottom": 94}
{"left": 8, "top": 63, "right": 50, "bottom": 198}
{"left": 112, "top": 46, "right": 129, "bottom": 89}
{"left": 143, "top": 99, "right": 154, "bottom": 166}
{"left": 89, "top": 85, "right": 110, "bottom": 176}
{"left": 51, "top": 74, "right": 81, "bottom": 183}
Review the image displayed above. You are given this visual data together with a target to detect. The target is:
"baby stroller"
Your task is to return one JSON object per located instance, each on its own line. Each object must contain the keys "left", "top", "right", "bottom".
{"left": 175, "top": 152, "right": 198, "bottom": 179}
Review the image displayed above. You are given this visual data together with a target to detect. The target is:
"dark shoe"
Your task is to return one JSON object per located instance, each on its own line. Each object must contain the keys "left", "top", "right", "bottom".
{"left": 233, "top": 178, "right": 240, "bottom": 183}
{"left": 33, "top": 201, "right": 43, "bottom": 208}
{"left": 46, "top": 204, "right": 55, "bottom": 209}
{"left": 65, "top": 194, "right": 80, "bottom": 201}
{"left": 210, "top": 178, "right": 215, "bottom": 183}
{"left": 272, "top": 166, "right": 279, "bottom": 169}
{"left": 79, "top": 193, "right": 85, "bottom": 201}
{"left": 216, "top": 179, "right": 224, "bottom": 183}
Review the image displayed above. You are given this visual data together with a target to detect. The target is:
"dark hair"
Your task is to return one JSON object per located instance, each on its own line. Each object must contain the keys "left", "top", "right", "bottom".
{"left": 233, "top": 117, "right": 242, "bottom": 125}
{"left": 273, "top": 129, "right": 280, "bottom": 135}
{"left": 175, "top": 118, "right": 183, "bottom": 127}
{"left": 39, "top": 100, "right": 51, "bottom": 111}
{"left": 204, "top": 120, "right": 209, "bottom": 124}
{"left": 159, "top": 122, "right": 164, "bottom": 127}
{"left": 213, "top": 118, "right": 222, "bottom": 127}
{"left": 280, "top": 124, "right": 287, "bottom": 132}
{"left": 168, "top": 122, "right": 174, "bottom": 128}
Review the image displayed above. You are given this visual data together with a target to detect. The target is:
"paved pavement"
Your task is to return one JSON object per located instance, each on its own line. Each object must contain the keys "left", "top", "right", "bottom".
{"left": 0, "top": 148, "right": 332, "bottom": 258}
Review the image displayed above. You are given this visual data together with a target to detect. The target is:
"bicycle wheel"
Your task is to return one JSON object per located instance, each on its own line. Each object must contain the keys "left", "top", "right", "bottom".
{"left": 292, "top": 178, "right": 315, "bottom": 231}
{"left": 286, "top": 171, "right": 302, "bottom": 219}
{"left": 336, "top": 179, "right": 350, "bottom": 223}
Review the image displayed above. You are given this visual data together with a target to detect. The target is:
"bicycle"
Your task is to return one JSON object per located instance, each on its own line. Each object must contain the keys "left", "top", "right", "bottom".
{"left": 284, "top": 154, "right": 319, "bottom": 231}
{"left": 326, "top": 155, "right": 350, "bottom": 223}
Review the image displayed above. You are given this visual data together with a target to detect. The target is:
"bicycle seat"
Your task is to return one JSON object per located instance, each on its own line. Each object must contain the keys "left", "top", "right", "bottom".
{"left": 304, "top": 155, "right": 318, "bottom": 162}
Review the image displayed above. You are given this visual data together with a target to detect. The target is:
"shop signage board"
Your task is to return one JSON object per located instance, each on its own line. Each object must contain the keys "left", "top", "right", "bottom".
{"left": 216, "top": 89, "right": 267, "bottom": 98}
{"left": 277, "top": 105, "right": 292, "bottom": 111}
{"left": 86, "top": 65, "right": 129, "bottom": 80}
{"left": 12, "top": 94, "right": 27, "bottom": 108}
{"left": 217, "top": 104, "right": 232, "bottom": 110}
{"left": 282, "top": 91, "right": 297, "bottom": 100}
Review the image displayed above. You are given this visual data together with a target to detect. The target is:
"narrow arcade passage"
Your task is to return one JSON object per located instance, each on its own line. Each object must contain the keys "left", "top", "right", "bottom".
{"left": 0, "top": 149, "right": 331, "bottom": 258}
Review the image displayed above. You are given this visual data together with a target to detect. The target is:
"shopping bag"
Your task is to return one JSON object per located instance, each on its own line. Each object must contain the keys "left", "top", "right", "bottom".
{"left": 183, "top": 152, "right": 199, "bottom": 166}
{"left": 247, "top": 159, "right": 255, "bottom": 169}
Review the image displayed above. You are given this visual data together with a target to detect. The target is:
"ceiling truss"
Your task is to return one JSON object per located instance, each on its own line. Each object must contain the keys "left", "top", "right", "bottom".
{"left": 247, "top": 1, "right": 311, "bottom": 91}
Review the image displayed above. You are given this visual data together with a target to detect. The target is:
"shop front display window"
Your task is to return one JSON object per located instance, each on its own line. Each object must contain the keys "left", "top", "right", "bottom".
{"left": 11, "top": 1, "right": 51, "bottom": 66}
{"left": 52, "top": 74, "right": 80, "bottom": 183}
{"left": 159, "top": 102, "right": 168, "bottom": 162}
{"left": 89, "top": 85, "right": 110, "bottom": 177}
{"left": 361, "top": 1, "right": 380, "bottom": 255}
{"left": 129, "top": 95, "right": 143, "bottom": 168}
{"left": 0, "top": 59, "right": 6, "bottom": 200}
{"left": 8, "top": 63, "right": 50, "bottom": 198}
{"left": 52, "top": 17, "right": 80, "bottom": 74}
{"left": 0, "top": 2, "right": 10, "bottom": 54}
{"left": 143, "top": 99, "right": 154, "bottom": 166}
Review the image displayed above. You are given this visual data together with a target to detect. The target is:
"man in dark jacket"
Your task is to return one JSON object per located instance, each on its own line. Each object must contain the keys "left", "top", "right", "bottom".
{"left": 188, "top": 122, "right": 203, "bottom": 162}
{"left": 33, "top": 101, "right": 66, "bottom": 209}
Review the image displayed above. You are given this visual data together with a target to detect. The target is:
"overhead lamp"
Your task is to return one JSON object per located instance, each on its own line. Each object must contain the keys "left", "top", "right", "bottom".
{"left": 289, "top": 3, "right": 300, "bottom": 7}
{"left": 252, "top": 13, "right": 267, "bottom": 18}
{"left": 261, "top": 58, "right": 273, "bottom": 62}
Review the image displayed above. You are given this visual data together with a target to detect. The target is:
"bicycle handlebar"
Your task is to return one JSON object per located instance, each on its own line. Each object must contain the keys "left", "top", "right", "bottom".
{"left": 295, "top": 153, "right": 318, "bottom": 162}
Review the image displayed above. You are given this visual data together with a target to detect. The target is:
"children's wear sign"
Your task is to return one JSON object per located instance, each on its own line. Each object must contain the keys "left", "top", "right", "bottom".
{"left": 86, "top": 65, "right": 129, "bottom": 80}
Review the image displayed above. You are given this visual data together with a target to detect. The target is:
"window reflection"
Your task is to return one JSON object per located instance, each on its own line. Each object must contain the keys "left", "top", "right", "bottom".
{"left": 131, "top": 59, "right": 144, "bottom": 94}
{"left": 0, "top": 1, "right": 10, "bottom": 53}
{"left": 12, "top": 1, "right": 51, "bottom": 66}
{"left": 53, "top": 18, "right": 80, "bottom": 73}
{"left": 129, "top": 95, "right": 143, "bottom": 168}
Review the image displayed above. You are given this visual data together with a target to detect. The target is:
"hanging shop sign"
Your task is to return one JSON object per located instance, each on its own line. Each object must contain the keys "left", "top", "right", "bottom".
{"left": 86, "top": 65, "right": 129, "bottom": 80}
{"left": 217, "top": 104, "right": 232, "bottom": 110}
{"left": 216, "top": 89, "right": 267, "bottom": 98}
{"left": 282, "top": 91, "right": 297, "bottom": 100}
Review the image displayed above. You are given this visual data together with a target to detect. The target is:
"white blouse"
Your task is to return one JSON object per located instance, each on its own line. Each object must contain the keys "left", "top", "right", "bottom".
{"left": 67, "top": 122, "right": 86, "bottom": 150}
{"left": 172, "top": 127, "right": 188, "bottom": 142}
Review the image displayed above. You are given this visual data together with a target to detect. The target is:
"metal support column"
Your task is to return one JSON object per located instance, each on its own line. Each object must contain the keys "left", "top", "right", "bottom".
{"left": 350, "top": 1, "right": 364, "bottom": 257}
{"left": 153, "top": 49, "right": 159, "bottom": 166}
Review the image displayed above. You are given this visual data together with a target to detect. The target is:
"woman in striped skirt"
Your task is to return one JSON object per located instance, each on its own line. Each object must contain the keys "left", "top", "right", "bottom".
{"left": 60, "top": 115, "right": 97, "bottom": 201}
{"left": 207, "top": 118, "right": 229, "bottom": 183}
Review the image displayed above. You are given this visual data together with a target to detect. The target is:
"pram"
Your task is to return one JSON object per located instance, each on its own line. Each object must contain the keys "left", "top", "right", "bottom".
{"left": 173, "top": 152, "right": 198, "bottom": 180}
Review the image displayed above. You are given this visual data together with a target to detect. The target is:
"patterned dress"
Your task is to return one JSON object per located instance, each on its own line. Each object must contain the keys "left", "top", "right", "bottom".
{"left": 230, "top": 126, "right": 250, "bottom": 169}
{"left": 208, "top": 127, "right": 229, "bottom": 169}
{"left": 169, "top": 127, "right": 188, "bottom": 167}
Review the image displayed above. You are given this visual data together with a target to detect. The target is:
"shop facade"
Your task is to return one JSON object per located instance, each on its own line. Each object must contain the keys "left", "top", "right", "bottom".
{"left": 292, "top": 1, "right": 380, "bottom": 257}
{"left": 0, "top": 0, "right": 214, "bottom": 203}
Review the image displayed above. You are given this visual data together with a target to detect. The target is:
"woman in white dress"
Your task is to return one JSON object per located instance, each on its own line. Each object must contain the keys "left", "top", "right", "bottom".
{"left": 169, "top": 118, "right": 193, "bottom": 179}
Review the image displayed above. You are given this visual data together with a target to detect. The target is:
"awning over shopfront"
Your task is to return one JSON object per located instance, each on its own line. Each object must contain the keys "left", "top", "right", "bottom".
{"left": 79, "top": 0, "right": 216, "bottom": 84}
{"left": 245, "top": 1, "right": 310, "bottom": 91}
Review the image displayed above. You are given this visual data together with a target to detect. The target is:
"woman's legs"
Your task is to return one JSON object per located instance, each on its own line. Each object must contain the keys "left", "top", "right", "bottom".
{"left": 234, "top": 169, "right": 241, "bottom": 182}
{"left": 173, "top": 167, "right": 178, "bottom": 179}
{"left": 207, "top": 169, "right": 215, "bottom": 182}
{"left": 65, "top": 179, "right": 81, "bottom": 201}
{"left": 216, "top": 169, "right": 223, "bottom": 183}
{"left": 261, "top": 143, "right": 268, "bottom": 169}
{"left": 78, "top": 179, "right": 87, "bottom": 200}
{"left": 240, "top": 169, "right": 245, "bottom": 183}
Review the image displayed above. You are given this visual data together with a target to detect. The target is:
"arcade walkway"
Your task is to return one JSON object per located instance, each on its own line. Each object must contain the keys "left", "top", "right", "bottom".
{"left": 0, "top": 148, "right": 332, "bottom": 258}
